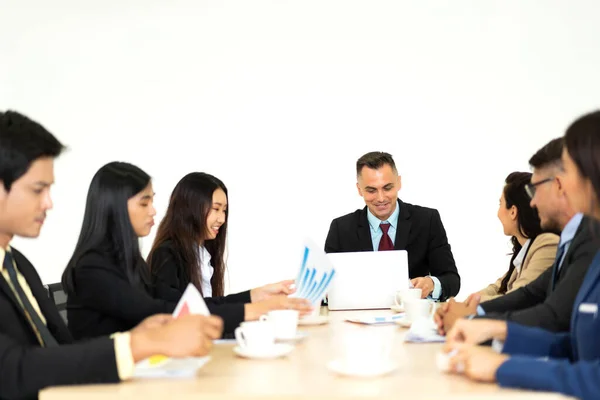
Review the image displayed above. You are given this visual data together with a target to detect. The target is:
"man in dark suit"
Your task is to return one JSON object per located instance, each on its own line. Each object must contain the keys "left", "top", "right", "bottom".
{"left": 325, "top": 151, "right": 460, "bottom": 300}
{"left": 435, "top": 138, "right": 599, "bottom": 334}
{"left": 0, "top": 110, "right": 223, "bottom": 400}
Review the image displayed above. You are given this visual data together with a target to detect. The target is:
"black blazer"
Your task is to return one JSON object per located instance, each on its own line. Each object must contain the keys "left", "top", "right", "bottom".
{"left": 149, "top": 241, "right": 251, "bottom": 334}
{"left": 324, "top": 199, "right": 460, "bottom": 300}
{"left": 480, "top": 216, "right": 600, "bottom": 332}
{"left": 0, "top": 248, "right": 119, "bottom": 400}
{"left": 66, "top": 249, "right": 176, "bottom": 340}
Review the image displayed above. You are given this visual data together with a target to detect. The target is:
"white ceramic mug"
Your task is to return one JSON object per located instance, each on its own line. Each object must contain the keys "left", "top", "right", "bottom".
{"left": 234, "top": 318, "right": 275, "bottom": 350}
{"left": 263, "top": 310, "right": 299, "bottom": 339}
{"left": 394, "top": 288, "right": 422, "bottom": 307}
{"left": 403, "top": 299, "right": 436, "bottom": 322}
{"left": 333, "top": 324, "right": 396, "bottom": 368}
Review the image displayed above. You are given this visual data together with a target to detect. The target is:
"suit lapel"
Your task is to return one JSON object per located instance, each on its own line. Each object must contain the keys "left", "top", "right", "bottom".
{"left": 575, "top": 251, "right": 600, "bottom": 302}
{"left": 394, "top": 200, "right": 411, "bottom": 250}
{"left": 357, "top": 207, "right": 375, "bottom": 251}
{"left": 12, "top": 251, "right": 58, "bottom": 328}
{"left": 0, "top": 263, "right": 41, "bottom": 341}
{"left": 0, "top": 274, "right": 23, "bottom": 315}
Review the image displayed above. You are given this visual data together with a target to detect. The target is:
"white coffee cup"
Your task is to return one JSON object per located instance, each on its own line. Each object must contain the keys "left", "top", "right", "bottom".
{"left": 403, "top": 299, "right": 436, "bottom": 322}
{"left": 334, "top": 324, "right": 395, "bottom": 368}
{"left": 234, "top": 318, "right": 275, "bottom": 350}
{"left": 394, "top": 288, "right": 422, "bottom": 307}
{"left": 263, "top": 310, "right": 299, "bottom": 339}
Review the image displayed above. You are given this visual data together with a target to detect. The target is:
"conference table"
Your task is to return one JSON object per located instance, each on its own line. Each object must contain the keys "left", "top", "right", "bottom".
{"left": 40, "top": 308, "right": 573, "bottom": 400}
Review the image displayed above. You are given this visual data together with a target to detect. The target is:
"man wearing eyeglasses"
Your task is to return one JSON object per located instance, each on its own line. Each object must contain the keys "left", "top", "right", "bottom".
{"left": 435, "top": 137, "right": 600, "bottom": 334}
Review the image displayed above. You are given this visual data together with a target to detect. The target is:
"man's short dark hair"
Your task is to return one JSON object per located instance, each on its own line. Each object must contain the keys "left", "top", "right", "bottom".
{"left": 528, "top": 137, "right": 564, "bottom": 171}
{"left": 0, "top": 110, "right": 65, "bottom": 191}
{"left": 356, "top": 151, "right": 397, "bottom": 177}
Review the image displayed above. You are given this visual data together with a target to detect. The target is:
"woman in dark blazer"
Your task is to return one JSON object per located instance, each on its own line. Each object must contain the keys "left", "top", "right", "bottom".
{"left": 443, "top": 111, "right": 600, "bottom": 400}
{"left": 62, "top": 162, "right": 176, "bottom": 339}
{"left": 147, "top": 172, "right": 311, "bottom": 334}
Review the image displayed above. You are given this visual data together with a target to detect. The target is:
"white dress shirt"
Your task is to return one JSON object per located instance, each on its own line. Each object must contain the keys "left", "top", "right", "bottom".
{"left": 199, "top": 246, "right": 214, "bottom": 297}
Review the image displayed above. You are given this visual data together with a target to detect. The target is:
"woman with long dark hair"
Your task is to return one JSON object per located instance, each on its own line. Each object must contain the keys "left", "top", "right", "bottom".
{"left": 444, "top": 110, "right": 600, "bottom": 400}
{"left": 148, "top": 172, "right": 311, "bottom": 334}
{"left": 474, "top": 172, "right": 558, "bottom": 301}
{"left": 63, "top": 162, "right": 176, "bottom": 339}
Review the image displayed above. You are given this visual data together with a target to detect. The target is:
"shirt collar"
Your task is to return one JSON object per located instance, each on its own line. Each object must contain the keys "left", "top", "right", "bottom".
{"left": 367, "top": 201, "right": 400, "bottom": 231}
{"left": 512, "top": 239, "right": 531, "bottom": 270}
{"left": 559, "top": 213, "right": 584, "bottom": 248}
{"left": 198, "top": 246, "right": 212, "bottom": 265}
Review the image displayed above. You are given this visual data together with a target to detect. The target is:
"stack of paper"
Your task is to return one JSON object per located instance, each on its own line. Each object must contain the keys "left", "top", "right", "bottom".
{"left": 404, "top": 319, "right": 446, "bottom": 343}
{"left": 134, "top": 284, "right": 211, "bottom": 379}
{"left": 345, "top": 314, "right": 405, "bottom": 325}
{"left": 290, "top": 239, "right": 336, "bottom": 305}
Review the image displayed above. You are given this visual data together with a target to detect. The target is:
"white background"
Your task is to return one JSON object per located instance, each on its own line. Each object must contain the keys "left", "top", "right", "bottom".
{"left": 1, "top": 0, "right": 599, "bottom": 299}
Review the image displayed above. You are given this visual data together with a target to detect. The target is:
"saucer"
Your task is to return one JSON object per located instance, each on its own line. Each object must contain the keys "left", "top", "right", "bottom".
{"left": 390, "top": 304, "right": 404, "bottom": 313}
{"left": 394, "top": 316, "right": 412, "bottom": 328}
{"left": 327, "top": 359, "right": 398, "bottom": 378}
{"left": 276, "top": 331, "right": 309, "bottom": 342}
{"left": 233, "top": 344, "right": 294, "bottom": 360}
{"left": 298, "top": 316, "right": 329, "bottom": 326}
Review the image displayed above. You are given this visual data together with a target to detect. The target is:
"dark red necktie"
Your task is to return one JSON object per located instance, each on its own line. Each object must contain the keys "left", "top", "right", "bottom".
{"left": 378, "top": 223, "right": 394, "bottom": 251}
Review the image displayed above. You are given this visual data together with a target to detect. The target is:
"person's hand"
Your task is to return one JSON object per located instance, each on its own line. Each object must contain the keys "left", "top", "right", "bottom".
{"left": 130, "top": 314, "right": 224, "bottom": 361}
{"left": 245, "top": 295, "right": 312, "bottom": 320}
{"left": 444, "top": 319, "right": 507, "bottom": 348}
{"left": 434, "top": 299, "right": 451, "bottom": 334}
{"left": 435, "top": 295, "right": 481, "bottom": 335}
{"left": 446, "top": 343, "right": 509, "bottom": 383}
{"left": 410, "top": 277, "right": 434, "bottom": 298}
{"left": 135, "top": 314, "right": 173, "bottom": 331}
{"left": 464, "top": 292, "right": 481, "bottom": 306}
{"left": 250, "top": 280, "right": 295, "bottom": 302}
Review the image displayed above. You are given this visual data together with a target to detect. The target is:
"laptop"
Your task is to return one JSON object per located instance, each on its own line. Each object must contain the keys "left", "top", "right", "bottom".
{"left": 326, "top": 250, "right": 408, "bottom": 311}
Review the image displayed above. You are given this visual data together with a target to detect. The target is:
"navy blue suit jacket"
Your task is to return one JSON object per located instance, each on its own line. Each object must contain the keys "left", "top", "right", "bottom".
{"left": 496, "top": 249, "right": 600, "bottom": 399}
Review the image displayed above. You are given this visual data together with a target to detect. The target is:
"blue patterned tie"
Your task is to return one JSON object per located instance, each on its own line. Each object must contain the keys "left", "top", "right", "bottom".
{"left": 550, "top": 244, "right": 566, "bottom": 292}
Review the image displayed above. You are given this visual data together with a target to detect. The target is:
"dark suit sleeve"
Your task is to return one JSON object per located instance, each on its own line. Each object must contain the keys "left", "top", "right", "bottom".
{"left": 0, "top": 333, "right": 119, "bottom": 400}
{"left": 427, "top": 210, "right": 460, "bottom": 300}
{"left": 150, "top": 246, "right": 245, "bottom": 335}
{"left": 324, "top": 219, "right": 340, "bottom": 253}
{"left": 483, "top": 240, "right": 595, "bottom": 332}
{"left": 206, "top": 291, "right": 251, "bottom": 305}
{"left": 74, "top": 257, "right": 175, "bottom": 326}
{"left": 480, "top": 268, "right": 551, "bottom": 314}
{"left": 151, "top": 246, "right": 186, "bottom": 303}
{"left": 497, "top": 357, "right": 600, "bottom": 400}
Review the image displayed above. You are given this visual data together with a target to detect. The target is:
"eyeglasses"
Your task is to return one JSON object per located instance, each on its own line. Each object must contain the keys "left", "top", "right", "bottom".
{"left": 525, "top": 177, "right": 554, "bottom": 199}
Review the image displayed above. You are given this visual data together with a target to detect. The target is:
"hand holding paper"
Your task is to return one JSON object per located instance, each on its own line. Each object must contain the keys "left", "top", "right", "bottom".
{"left": 290, "top": 239, "right": 336, "bottom": 306}
{"left": 133, "top": 284, "right": 215, "bottom": 378}
{"left": 173, "top": 283, "right": 210, "bottom": 317}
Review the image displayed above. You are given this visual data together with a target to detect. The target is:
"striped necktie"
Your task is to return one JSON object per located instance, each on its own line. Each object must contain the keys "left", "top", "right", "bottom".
{"left": 3, "top": 251, "right": 58, "bottom": 347}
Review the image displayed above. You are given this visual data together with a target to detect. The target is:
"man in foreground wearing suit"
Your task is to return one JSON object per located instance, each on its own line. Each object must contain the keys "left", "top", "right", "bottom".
{"left": 0, "top": 110, "right": 223, "bottom": 400}
{"left": 435, "top": 138, "right": 600, "bottom": 333}
{"left": 325, "top": 151, "right": 460, "bottom": 300}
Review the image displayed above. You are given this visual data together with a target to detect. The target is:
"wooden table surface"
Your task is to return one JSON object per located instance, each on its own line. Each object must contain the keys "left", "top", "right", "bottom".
{"left": 40, "top": 308, "right": 572, "bottom": 400}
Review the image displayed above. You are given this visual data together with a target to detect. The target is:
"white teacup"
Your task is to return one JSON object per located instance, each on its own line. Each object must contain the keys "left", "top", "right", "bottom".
{"left": 234, "top": 319, "right": 275, "bottom": 350}
{"left": 394, "top": 288, "right": 422, "bottom": 307}
{"left": 403, "top": 298, "right": 436, "bottom": 322}
{"left": 334, "top": 324, "right": 395, "bottom": 369}
{"left": 263, "top": 310, "right": 299, "bottom": 339}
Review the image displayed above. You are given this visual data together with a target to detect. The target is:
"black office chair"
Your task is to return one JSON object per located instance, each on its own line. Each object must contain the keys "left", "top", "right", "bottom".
{"left": 45, "top": 282, "right": 68, "bottom": 324}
